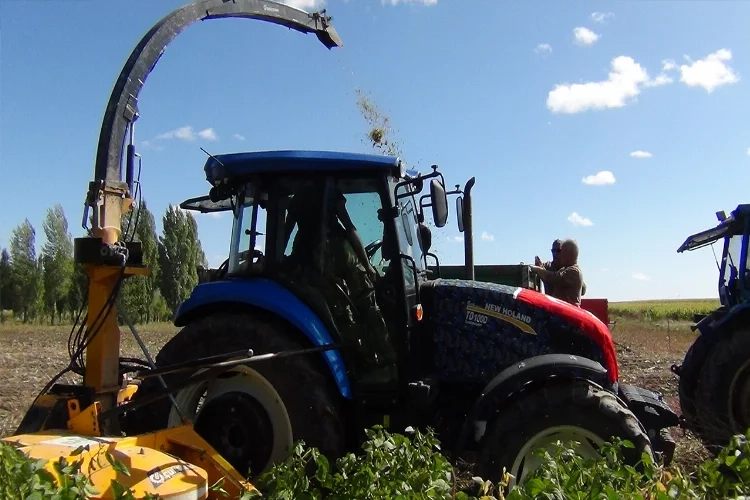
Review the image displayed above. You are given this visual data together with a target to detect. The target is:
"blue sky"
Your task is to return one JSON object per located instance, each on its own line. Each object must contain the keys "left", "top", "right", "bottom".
{"left": 2, "top": 0, "right": 749, "bottom": 302}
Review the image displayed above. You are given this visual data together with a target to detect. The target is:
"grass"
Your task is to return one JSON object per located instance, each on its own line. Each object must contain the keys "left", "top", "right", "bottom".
{"left": 610, "top": 298, "right": 720, "bottom": 322}
{"left": 0, "top": 299, "right": 719, "bottom": 480}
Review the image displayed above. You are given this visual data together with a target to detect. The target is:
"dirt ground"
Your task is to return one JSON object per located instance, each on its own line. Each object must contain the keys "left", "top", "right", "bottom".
{"left": 0, "top": 318, "right": 711, "bottom": 471}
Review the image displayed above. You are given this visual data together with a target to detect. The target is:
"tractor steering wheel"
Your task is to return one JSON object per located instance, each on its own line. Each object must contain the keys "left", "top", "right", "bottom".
{"left": 365, "top": 239, "right": 383, "bottom": 260}
{"left": 238, "top": 248, "right": 264, "bottom": 269}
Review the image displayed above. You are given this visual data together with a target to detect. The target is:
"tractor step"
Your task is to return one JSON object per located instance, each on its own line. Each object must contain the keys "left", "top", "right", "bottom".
{"left": 618, "top": 384, "right": 679, "bottom": 465}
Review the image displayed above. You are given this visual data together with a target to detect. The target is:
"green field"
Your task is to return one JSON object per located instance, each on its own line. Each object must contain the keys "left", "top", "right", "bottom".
{"left": 609, "top": 298, "right": 720, "bottom": 322}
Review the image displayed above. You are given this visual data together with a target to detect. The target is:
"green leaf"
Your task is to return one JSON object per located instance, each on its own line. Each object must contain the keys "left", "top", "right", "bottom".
{"left": 105, "top": 451, "right": 131, "bottom": 477}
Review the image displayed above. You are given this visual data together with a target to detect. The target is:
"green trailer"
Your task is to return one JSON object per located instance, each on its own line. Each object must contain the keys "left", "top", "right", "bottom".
{"left": 430, "top": 264, "right": 542, "bottom": 291}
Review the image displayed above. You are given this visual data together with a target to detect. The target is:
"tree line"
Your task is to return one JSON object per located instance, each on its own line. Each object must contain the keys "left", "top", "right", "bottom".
{"left": 0, "top": 201, "right": 207, "bottom": 325}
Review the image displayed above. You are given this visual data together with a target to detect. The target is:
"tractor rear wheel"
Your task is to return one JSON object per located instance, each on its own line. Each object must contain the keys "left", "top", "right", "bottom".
{"left": 124, "top": 311, "right": 345, "bottom": 478}
{"left": 694, "top": 327, "right": 750, "bottom": 453}
{"left": 477, "top": 379, "right": 651, "bottom": 488}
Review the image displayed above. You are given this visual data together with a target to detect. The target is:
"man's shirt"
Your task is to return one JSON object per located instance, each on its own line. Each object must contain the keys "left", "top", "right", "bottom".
{"left": 541, "top": 261, "right": 586, "bottom": 299}
{"left": 542, "top": 264, "right": 584, "bottom": 307}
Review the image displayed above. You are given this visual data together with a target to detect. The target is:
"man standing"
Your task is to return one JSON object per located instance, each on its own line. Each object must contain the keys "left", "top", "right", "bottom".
{"left": 535, "top": 239, "right": 563, "bottom": 296}
{"left": 530, "top": 238, "right": 584, "bottom": 307}
{"left": 535, "top": 238, "right": 586, "bottom": 297}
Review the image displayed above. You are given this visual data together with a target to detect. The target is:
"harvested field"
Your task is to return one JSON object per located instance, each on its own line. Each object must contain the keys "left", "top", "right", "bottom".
{"left": 0, "top": 309, "right": 712, "bottom": 471}
{"left": 0, "top": 322, "right": 178, "bottom": 437}
{"left": 607, "top": 315, "right": 711, "bottom": 470}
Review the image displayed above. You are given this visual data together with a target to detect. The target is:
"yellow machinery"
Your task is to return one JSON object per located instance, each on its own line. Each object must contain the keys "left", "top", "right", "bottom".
{"left": 1, "top": 1, "right": 342, "bottom": 498}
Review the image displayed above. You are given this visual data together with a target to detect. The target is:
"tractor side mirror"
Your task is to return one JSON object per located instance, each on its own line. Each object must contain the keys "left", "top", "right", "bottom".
{"left": 430, "top": 179, "right": 449, "bottom": 228}
{"left": 456, "top": 196, "right": 465, "bottom": 233}
{"left": 419, "top": 222, "right": 432, "bottom": 254}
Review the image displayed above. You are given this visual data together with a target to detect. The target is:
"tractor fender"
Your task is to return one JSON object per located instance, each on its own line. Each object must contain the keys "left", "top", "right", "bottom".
{"left": 454, "top": 353, "right": 613, "bottom": 453}
{"left": 710, "top": 304, "right": 750, "bottom": 335}
{"left": 173, "top": 278, "right": 352, "bottom": 400}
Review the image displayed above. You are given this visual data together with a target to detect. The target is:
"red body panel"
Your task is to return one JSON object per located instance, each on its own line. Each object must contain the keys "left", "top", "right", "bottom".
{"left": 516, "top": 289, "right": 618, "bottom": 383}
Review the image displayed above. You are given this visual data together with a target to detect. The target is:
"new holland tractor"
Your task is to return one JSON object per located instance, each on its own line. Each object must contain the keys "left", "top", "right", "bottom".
{"left": 2, "top": 1, "right": 681, "bottom": 497}
{"left": 674, "top": 204, "right": 750, "bottom": 452}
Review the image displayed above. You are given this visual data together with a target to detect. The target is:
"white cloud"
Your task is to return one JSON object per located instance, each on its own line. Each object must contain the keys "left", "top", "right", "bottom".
{"left": 279, "top": 0, "right": 325, "bottom": 10}
{"left": 630, "top": 150, "right": 653, "bottom": 159}
{"left": 643, "top": 59, "right": 679, "bottom": 88}
{"left": 547, "top": 56, "right": 649, "bottom": 114}
{"left": 447, "top": 235, "right": 464, "bottom": 243}
{"left": 233, "top": 133, "right": 246, "bottom": 141}
{"left": 157, "top": 125, "right": 196, "bottom": 141}
{"left": 535, "top": 43, "right": 552, "bottom": 54}
{"left": 144, "top": 125, "right": 217, "bottom": 149}
{"left": 643, "top": 73, "right": 673, "bottom": 88}
{"left": 141, "top": 140, "right": 164, "bottom": 151}
{"left": 746, "top": 147, "right": 750, "bottom": 156}
{"left": 567, "top": 212, "right": 593, "bottom": 227}
{"left": 591, "top": 12, "right": 614, "bottom": 24}
{"left": 662, "top": 59, "right": 677, "bottom": 72}
{"left": 679, "top": 49, "right": 739, "bottom": 93}
{"left": 632, "top": 272, "right": 651, "bottom": 281}
{"left": 481, "top": 231, "right": 495, "bottom": 242}
{"left": 198, "top": 128, "right": 218, "bottom": 141}
{"left": 383, "top": 0, "right": 437, "bottom": 5}
{"left": 581, "top": 170, "right": 616, "bottom": 186}
{"left": 573, "top": 27, "right": 600, "bottom": 46}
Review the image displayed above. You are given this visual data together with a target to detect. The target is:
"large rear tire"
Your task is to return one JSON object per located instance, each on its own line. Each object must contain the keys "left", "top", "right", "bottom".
{"left": 477, "top": 379, "right": 652, "bottom": 488}
{"left": 694, "top": 327, "right": 750, "bottom": 453}
{"left": 677, "top": 334, "right": 712, "bottom": 431}
{"left": 123, "top": 311, "right": 346, "bottom": 478}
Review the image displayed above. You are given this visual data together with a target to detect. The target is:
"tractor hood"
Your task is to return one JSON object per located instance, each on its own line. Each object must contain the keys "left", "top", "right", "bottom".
{"left": 419, "top": 279, "right": 618, "bottom": 385}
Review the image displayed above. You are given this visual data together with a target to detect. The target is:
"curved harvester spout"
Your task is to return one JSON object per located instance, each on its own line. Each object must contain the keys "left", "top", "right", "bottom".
{"left": 94, "top": 0, "right": 342, "bottom": 184}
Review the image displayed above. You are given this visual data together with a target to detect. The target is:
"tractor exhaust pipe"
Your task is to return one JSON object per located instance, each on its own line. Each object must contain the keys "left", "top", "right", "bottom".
{"left": 463, "top": 177, "right": 476, "bottom": 280}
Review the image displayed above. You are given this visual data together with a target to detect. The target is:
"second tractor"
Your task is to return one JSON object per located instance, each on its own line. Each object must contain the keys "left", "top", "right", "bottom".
{"left": 674, "top": 204, "right": 750, "bottom": 452}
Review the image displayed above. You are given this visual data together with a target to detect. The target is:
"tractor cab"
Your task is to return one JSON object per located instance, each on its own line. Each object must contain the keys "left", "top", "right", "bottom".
{"left": 677, "top": 204, "right": 750, "bottom": 308}
{"left": 180, "top": 150, "right": 463, "bottom": 389}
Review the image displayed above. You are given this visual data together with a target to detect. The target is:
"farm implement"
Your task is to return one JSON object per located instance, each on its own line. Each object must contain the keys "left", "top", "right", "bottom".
{"left": 674, "top": 204, "right": 750, "bottom": 452}
{"left": 3, "top": 0, "right": 680, "bottom": 498}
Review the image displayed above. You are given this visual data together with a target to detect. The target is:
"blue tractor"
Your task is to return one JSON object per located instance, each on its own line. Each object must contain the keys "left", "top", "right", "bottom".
{"left": 674, "top": 204, "right": 750, "bottom": 452}
{"left": 122, "top": 148, "right": 680, "bottom": 487}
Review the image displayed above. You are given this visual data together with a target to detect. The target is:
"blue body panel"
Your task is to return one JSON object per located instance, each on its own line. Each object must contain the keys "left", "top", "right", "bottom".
{"left": 173, "top": 278, "right": 352, "bottom": 399}
{"left": 204, "top": 150, "right": 401, "bottom": 185}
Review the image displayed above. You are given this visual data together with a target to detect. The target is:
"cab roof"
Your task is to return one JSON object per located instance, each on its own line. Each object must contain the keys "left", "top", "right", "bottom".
{"left": 677, "top": 204, "right": 750, "bottom": 253}
{"left": 203, "top": 149, "right": 402, "bottom": 185}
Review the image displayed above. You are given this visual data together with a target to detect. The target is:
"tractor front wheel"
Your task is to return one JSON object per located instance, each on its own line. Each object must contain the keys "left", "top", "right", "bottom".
{"left": 694, "top": 327, "right": 750, "bottom": 453}
{"left": 124, "top": 311, "right": 346, "bottom": 479}
{"left": 477, "top": 379, "right": 651, "bottom": 489}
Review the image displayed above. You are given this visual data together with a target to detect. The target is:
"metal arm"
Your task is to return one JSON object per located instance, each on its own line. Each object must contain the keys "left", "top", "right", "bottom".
{"left": 86, "top": 0, "right": 343, "bottom": 243}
